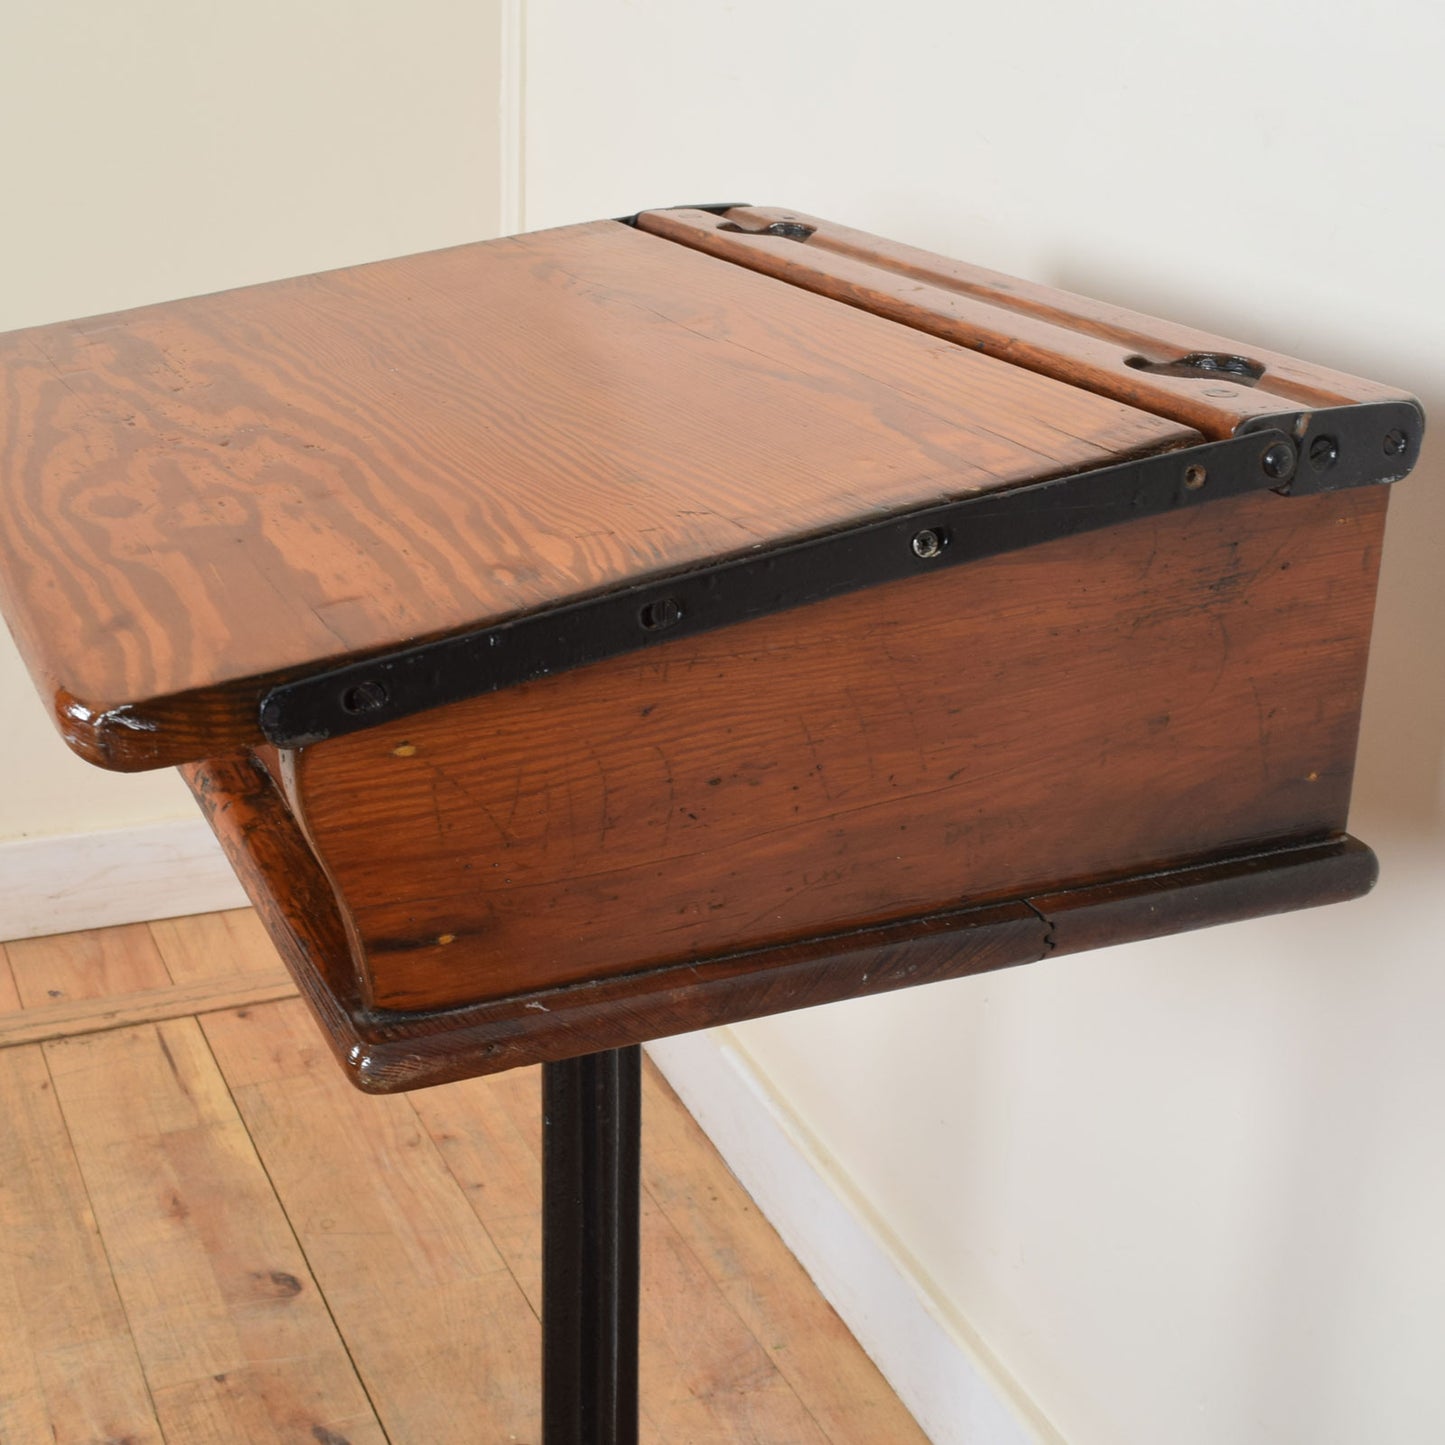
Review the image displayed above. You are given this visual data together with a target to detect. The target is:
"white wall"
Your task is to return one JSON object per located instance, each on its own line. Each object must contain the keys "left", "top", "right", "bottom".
{"left": 0, "top": 0, "right": 506, "bottom": 840}
{"left": 524, "top": 4, "right": 1445, "bottom": 1442}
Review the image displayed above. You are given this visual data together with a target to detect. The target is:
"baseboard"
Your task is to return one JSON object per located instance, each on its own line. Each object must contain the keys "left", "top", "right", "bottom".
{"left": 0, "top": 818, "right": 248, "bottom": 942}
{"left": 646, "top": 1029, "right": 1064, "bottom": 1445}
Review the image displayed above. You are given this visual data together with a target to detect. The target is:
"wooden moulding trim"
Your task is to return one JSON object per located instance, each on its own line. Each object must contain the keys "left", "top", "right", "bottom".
{"left": 1031, "top": 835, "right": 1378, "bottom": 955}
{"left": 182, "top": 753, "right": 1377, "bottom": 1094}
{"left": 181, "top": 753, "right": 365, "bottom": 1034}
{"left": 635, "top": 206, "right": 1418, "bottom": 441}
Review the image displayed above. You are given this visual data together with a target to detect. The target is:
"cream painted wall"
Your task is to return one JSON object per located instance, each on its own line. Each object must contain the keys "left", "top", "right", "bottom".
{"left": 522, "top": 3, "right": 1445, "bottom": 1442}
{"left": 0, "top": 0, "right": 504, "bottom": 839}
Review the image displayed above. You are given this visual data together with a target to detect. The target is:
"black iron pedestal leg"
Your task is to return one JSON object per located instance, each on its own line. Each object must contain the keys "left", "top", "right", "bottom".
{"left": 541, "top": 1045, "right": 642, "bottom": 1445}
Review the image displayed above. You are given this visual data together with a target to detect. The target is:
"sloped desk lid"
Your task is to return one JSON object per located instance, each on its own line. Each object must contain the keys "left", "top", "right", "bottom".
{"left": 0, "top": 212, "right": 1416, "bottom": 771}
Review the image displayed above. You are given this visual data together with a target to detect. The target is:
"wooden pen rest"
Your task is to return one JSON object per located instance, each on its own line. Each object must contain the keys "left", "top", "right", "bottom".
{"left": 0, "top": 207, "right": 1420, "bottom": 1090}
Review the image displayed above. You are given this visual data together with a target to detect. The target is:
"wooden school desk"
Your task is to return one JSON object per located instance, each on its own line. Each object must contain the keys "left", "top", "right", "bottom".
{"left": 0, "top": 205, "right": 1422, "bottom": 1442}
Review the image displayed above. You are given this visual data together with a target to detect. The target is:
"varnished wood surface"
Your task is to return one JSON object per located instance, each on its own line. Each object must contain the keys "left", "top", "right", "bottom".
{"left": 183, "top": 750, "right": 363, "bottom": 1010}
{"left": 638, "top": 206, "right": 1415, "bottom": 439}
{"left": 285, "top": 486, "right": 1386, "bottom": 1012}
{"left": 0, "top": 219, "right": 1193, "bottom": 771}
{"left": 0, "top": 912, "right": 930, "bottom": 1443}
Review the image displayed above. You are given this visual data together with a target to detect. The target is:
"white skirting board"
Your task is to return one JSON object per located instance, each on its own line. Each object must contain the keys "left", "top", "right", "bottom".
{"left": 0, "top": 818, "right": 248, "bottom": 942}
{"left": 646, "top": 1029, "right": 1063, "bottom": 1445}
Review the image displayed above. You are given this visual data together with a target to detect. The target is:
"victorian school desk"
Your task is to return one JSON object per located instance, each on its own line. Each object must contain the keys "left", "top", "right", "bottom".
{"left": 0, "top": 206, "right": 1422, "bottom": 1443}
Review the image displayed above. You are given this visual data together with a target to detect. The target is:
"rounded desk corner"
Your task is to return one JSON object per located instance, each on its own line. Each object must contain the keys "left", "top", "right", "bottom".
{"left": 52, "top": 681, "right": 267, "bottom": 773}
{"left": 1348, "top": 835, "right": 1382, "bottom": 896}
{"left": 334, "top": 1032, "right": 513, "bottom": 1096}
{"left": 340, "top": 1042, "right": 406, "bottom": 1096}
{"left": 52, "top": 687, "right": 167, "bottom": 773}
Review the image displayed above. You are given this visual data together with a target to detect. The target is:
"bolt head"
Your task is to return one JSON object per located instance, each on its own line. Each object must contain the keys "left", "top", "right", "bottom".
{"left": 765, "top": 220, "right": 816, "bottom": 240}
{"left": 912, "top": 529, "right": 943, "bottom": 559}
{"left": 341, "top": 680, "right": 389, "bottom": 714}
{"left": 1383, "top": 429, "right": 1409, "bottom": 458}
{"left": 1261, "top": 442, "right": 1297, "bottom": 480}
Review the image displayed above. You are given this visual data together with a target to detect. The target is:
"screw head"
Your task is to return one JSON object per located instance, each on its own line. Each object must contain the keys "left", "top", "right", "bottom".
{"left": 638, "top": 597, "right": 683, "bottom": 631}
{"left": 911, "top": 528, "right": 943, "bottom": 559}
{"left": 1383, "top": 429, "right": 1409, "bottom": 458}
{"left": 1308, "top": 434, "right": 1340, "bottom": 470}
{"left": 341, "top": 680, "right": 389, "bottom": 714}
{"left": 1183, "top": 464, "right": 1207, "bottom": 491}
{"left": 1261, "top": 442, "right": 1297, "bottom": 481}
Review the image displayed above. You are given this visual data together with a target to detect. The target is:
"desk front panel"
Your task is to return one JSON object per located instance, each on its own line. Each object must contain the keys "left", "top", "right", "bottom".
{"left": 274, "top": 485, "right": 1386, "bottom": 1013}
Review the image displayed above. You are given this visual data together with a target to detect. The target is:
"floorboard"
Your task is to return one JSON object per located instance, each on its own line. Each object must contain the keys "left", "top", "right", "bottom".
{"left": 0, "top": 941, "right": 20, "bottom": 1014}
{"left": 0, "top": 968, "right": 296, "bottom": 1049}
{"left": 0, "top": 910, "right": 930, "bottom": 1444}
{"left": 0, "top": 1042, "right": 164, "bottom": 1445}
{"left": 7, "top": 920, "right": 172, "bottom": 1008}
{"left": 46, "top": 1019, "right": 386, "bottom": 1445}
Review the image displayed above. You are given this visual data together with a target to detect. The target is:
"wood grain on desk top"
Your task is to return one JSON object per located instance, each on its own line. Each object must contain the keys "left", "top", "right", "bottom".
{"left": 0, "top": 219, "right": 1195, "bottom": 770}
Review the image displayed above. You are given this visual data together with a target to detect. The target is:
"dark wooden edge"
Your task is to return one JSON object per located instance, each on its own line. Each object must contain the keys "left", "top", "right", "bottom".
{"left": 182, "top": 753, "right": 367, "bottom": 1028}
{"left": 183, "top": 752, "right": 1379, "bottom": 1094}
{"left": 1031, "top": 836, "right": 1378, "bottom": 955}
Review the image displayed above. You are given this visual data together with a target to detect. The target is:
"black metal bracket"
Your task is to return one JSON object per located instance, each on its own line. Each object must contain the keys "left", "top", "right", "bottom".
{"left": 258, "top": 408, "right": 1410, "bottom": 749}
{"left": 1239, "top": 398, "right": 1423, "bottom": 494}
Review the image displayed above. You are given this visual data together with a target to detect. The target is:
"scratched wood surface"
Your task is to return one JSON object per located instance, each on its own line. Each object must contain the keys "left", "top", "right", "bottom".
{"left": 290, "top": 485, "right": 1387, "bottom": 1012}
{"left": 0, "top": 912, "right": 930, "bottom": 1444}
{"left": 638, "top": 206, "right": 1413, "bottom": 439}
{"left": 0, "top": 219, "right": 1194, "bottom": 771}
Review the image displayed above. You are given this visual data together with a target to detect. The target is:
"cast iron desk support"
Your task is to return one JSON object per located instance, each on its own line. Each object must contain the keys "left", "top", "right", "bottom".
{"left": 0, "top": 206, "right": 1420, "bottom": 1438}
{"left": 543, "top": 1048, "right": 642, "bottom": 1445}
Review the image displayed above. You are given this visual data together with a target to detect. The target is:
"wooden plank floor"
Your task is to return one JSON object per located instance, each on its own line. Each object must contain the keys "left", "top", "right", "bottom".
{"left": 0, "top": 910, "right": 929, "bottom": 1445}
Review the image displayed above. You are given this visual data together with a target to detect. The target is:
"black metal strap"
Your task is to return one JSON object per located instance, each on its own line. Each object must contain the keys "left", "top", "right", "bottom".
{"left": 259, "top": 402, "right": 1413, "bottom": 749}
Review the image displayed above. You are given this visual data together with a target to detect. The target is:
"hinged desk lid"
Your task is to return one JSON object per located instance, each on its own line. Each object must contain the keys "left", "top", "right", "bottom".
{"left": 0, "top": 213, "right": 1410, "bottom": 770}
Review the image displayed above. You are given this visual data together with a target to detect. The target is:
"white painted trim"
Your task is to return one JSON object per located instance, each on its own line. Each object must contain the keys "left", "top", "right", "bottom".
{"left": 0, "top": 819, "right": 248, "bottom": 942}
{"left": 498, "top": 0, "right": 526, "bottom": 233}
{"left": 646, "top": 1029, "right": 1064, "bottom": 1445}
